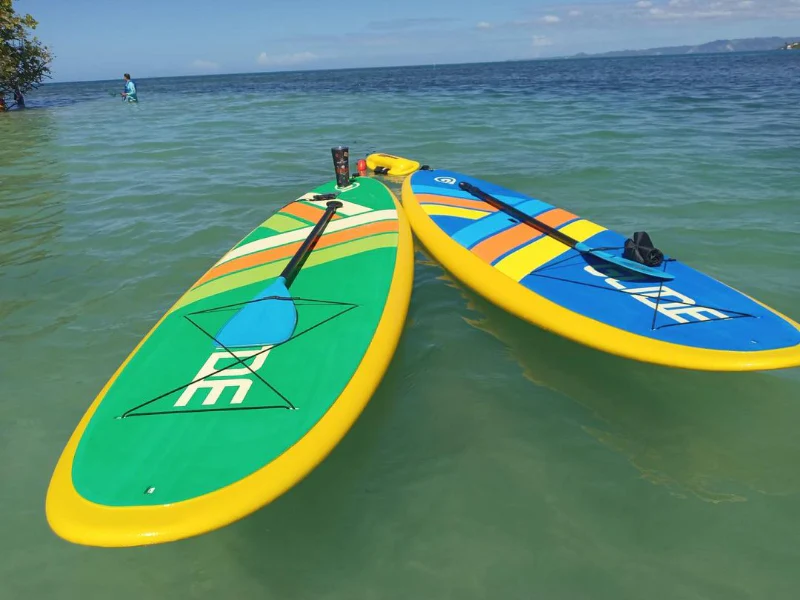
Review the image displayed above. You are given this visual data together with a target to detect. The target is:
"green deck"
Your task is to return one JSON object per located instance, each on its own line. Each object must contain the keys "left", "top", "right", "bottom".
{"left": 72, "top": 178, "right": 399, "bottom": 506}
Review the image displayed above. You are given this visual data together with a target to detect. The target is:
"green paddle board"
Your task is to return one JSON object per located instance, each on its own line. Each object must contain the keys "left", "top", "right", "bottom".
{"left": 46, "top": 176, "right": 414, "bottom": 547}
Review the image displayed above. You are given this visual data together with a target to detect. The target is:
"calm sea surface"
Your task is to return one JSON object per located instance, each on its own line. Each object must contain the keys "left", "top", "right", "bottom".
{"left": 2, "top": 52, "right": 800, "bottom": 599}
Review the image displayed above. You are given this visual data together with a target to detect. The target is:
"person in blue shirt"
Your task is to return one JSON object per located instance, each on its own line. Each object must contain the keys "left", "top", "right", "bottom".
{"left": 121, "top": 73, "right": 138, "bottom": 102}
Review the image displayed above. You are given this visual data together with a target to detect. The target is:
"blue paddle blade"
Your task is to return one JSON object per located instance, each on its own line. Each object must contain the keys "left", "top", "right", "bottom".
{"left": 573, "top": 242, "right": 675, "bottom": 281}
{"left": 215, "top": 277, "right": 298, "bottom": 348}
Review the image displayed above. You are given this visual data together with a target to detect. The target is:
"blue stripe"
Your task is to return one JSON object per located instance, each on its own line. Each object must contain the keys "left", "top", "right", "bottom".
{"left": 452, "top": 199, "right": 552, "bottom": 249}
{"left": 430, "top": 214, "right": 473, "bottom": 237}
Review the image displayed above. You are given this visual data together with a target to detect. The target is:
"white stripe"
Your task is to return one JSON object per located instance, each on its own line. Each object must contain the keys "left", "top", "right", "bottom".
{"left": 301, "top": 196, "right": 371, "bottom": 216}
{"left": 295, "top": 193, "right": 370, "bottom": 216}
{"left": 218, "top": 209, "right": 398, "bottom": 265}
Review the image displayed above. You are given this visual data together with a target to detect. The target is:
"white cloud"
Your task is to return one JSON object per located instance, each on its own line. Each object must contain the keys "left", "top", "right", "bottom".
{"left": 257, "top": 51, "right": 317, "bottom": 67}
{"left": 643, "top": 0, "right": 749, "bottom": 19}
{"left": 532, "top": 35, "right": 553, "bottom": 47}
{"left": 477, "top": 21, "right": 493, "bottom": 29}
{"left": 482, "top": 0, "right": 798, "bottom": 32}
{"left": 191, "top": 59, "right": 219, "bottom": 71}
{"left": 643, "top": 0, "right": 799, "bottom": 20}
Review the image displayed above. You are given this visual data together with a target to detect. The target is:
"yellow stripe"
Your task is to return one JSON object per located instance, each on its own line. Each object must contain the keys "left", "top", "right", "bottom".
{"left": 262, "top": 214, "right": 307, "bottom": 233}
{"left": 494, "top": 220, "right": 606, "bottom": 281}
{"left": 422, "top": 204, "right": 491, "bottom": 220}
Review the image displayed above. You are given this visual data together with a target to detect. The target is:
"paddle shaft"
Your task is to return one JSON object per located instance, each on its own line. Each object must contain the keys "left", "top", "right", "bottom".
{"left": 459, "top": 180, "right": 674, "bottom": 280}
{"left": 280, "top": 200, "right": 342, "bottom": 287}
{"left": 459, "top": 181, "right": 578, "bottom": 249}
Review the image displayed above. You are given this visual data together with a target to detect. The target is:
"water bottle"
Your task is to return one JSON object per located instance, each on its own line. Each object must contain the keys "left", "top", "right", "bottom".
{"left": 331, "top": 146, "right": 350, "bottom": 188}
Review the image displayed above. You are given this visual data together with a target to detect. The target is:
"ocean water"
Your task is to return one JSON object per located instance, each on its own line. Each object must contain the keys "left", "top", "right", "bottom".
{"left": 2, "top": 52, "right": 800, "bottom": 599}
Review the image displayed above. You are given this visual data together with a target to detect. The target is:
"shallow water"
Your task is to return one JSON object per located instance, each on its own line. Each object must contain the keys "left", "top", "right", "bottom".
{"left": 2, "top": 52, "right": 800, "bottom": 599}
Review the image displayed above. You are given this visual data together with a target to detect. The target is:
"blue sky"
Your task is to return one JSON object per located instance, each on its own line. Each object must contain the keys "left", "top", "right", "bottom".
{"left": 20, "top": 0, "right": 800, "bottom": 81}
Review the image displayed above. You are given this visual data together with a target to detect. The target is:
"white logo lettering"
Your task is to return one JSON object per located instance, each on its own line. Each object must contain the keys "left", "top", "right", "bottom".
{"left": 174, "top": 346, "right": 272, "bottom": 407}
{"left": 584, "top": 266, "right": 729, "bottom": 324}
{"left": 434, "top": 176, "right": 456, "bottom": 185}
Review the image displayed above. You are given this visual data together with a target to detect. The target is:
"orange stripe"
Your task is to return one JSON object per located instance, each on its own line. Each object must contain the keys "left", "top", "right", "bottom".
{"left": 415, "top": 193, "right": 497, "bottom": 213}
{"left": 193, "top": 220, "right": 397, "bottom": 289}
{"left": 536, "top": 208, "right": 577, "bottom": 228}
{"left": 472, "top": 224, "right": 537, "bottom": 263}
{"left": 280, "top": 202, "right": 341, "bottom": 223}
{"left": 471, "top": 208, "right": 578, "bottom": 264}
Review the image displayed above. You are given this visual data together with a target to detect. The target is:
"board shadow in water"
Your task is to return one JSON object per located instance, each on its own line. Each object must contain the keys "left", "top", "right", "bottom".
{"left": 437, "top": 272, "right": 800, "bottom": 505}
{"left": 165, "top": 329, "right": 429, "bottom": 596}
{"left": 166, "top": 272, "right": 525, "bottom": 597}
{"left": 118, "top": 248, "right": 800, "bottom": 599}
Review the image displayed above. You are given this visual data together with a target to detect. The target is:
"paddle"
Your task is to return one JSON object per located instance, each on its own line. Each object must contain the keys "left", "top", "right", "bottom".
{"left": 458, "top": 181, "right": 674, "bottom": 281}
{"left": 215, "top": 199, "right": 343, "bottom": 348}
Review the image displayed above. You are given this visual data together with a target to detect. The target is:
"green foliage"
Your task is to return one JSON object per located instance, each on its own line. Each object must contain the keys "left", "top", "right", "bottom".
{"left": 1, "top": 0, "right": 53, "bottom": 95}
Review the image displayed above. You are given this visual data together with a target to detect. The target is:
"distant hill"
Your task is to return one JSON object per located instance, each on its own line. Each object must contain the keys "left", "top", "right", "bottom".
{"left": 569, "top": 37, "right": 800, "bottom": 58}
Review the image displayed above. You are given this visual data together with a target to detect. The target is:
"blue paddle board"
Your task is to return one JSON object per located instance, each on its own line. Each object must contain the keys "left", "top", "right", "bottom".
{"left": 402, "top": 168, "right": 800, "bottom": 371}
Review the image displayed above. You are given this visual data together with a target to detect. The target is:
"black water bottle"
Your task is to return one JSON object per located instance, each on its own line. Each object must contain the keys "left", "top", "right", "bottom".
{"left": 331, "top": 146, "right": 350, "bottom": 188}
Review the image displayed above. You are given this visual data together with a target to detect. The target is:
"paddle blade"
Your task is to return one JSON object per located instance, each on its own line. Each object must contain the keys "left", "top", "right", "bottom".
{"left": 215, "top": 277, "right": 298, "bottom": 348}
{"left": 576, "top": 244, "right": 675, "bottom": 281}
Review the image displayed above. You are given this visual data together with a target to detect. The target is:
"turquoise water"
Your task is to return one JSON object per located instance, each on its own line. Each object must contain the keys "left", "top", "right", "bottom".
{"left": 2, "top": 52, "right": 800, "bottom": 598}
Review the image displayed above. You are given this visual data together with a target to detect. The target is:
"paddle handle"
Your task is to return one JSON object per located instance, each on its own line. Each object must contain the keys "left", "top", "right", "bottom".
{"left": 280, "top": 200, "right": 342, "bottom": 286}
{"left": 458, "top": 181, "right": 578, "bottom": 249}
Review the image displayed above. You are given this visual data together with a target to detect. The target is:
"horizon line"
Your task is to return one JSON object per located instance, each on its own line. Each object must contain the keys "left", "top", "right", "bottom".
{"left": 45, "top": 46, "right": 793, "bottom": 85}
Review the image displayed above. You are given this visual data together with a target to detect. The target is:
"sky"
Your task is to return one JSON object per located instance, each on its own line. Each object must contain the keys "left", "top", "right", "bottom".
{"left": 17, "top": 0, "right": 800, "bottom": 82}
